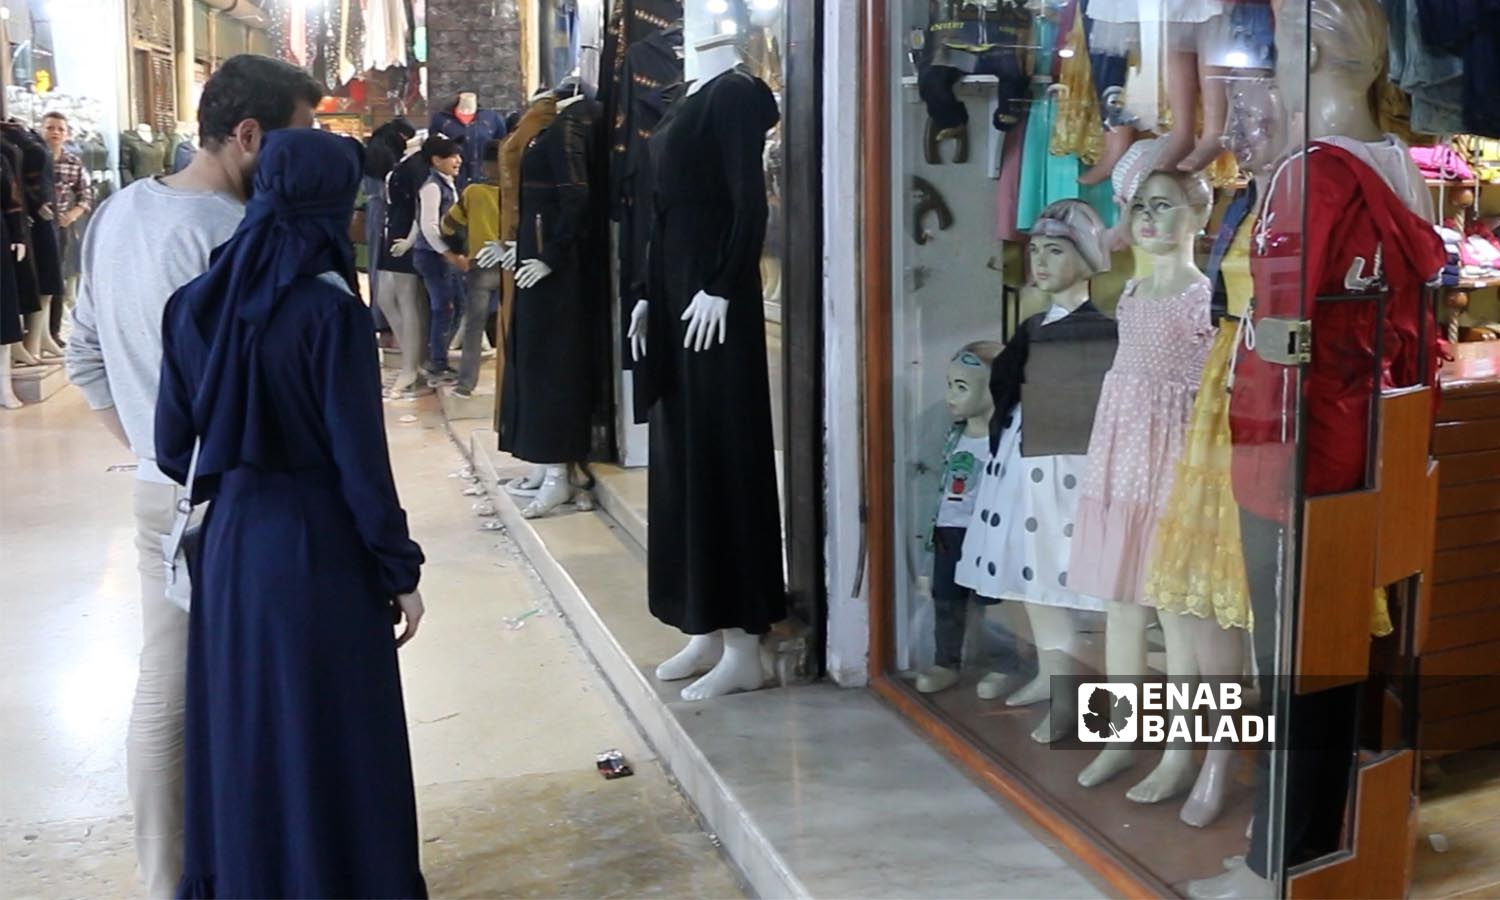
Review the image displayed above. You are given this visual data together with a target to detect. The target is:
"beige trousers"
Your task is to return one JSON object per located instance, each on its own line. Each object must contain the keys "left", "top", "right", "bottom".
{"left": 130, "top": 479, "right": 189, "bottom": 899}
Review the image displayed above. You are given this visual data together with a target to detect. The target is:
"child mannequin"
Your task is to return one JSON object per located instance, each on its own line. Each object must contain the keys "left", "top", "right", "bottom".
{"left": 957, "top": 199, "right": 1117, "bottom": 743}
{"left": 914, "top": 341, "right": 1005, "bottom": 696}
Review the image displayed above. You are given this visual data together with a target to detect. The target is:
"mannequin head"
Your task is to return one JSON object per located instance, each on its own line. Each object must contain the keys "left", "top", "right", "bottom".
{"left": 1275, "top": 0, "right": 1386, "bottom": 138}
{"left": 1224, "top": 76, "right": 1286, "bottom": 172}
{"left": 455, "top": 91, "right": 479, "bottom": 115}
{"left": 422, "top": 134, "right": 462, "bottom": 178}
{"left": 947, "top": 341, "right": 1002, "bottom": 425}
{"left": 1128, "top": 171, "right": 1212, "bottom": 254}
{"left": 1028, "top": 199, "right": 1109, "bottom": 297}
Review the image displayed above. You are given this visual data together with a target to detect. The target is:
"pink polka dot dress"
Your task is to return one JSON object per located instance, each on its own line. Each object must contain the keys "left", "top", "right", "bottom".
{"left": 1068, "top": 277, "right": 1215, "bottom": 605}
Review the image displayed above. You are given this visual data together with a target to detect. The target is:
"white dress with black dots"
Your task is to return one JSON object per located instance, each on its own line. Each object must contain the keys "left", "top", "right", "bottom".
{"left": 954, "top": 405, "right": 1108, "bottom": 611}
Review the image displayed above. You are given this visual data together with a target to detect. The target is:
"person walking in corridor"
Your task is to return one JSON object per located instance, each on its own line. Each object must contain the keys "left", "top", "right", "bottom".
{"left": 63, "top": 55, "right": 322, "bottom": 899}
{"left": 155, "top": 127, "right": 427, "bottom": 899}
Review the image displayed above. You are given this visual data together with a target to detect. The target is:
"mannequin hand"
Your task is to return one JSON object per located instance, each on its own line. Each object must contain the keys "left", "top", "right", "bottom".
{"left": 10, "top": 243, "right": 25, "bottom": 262}
{"left": 515, "top": 258, "right": 553, "bottom": 289}
{"left": 500, "top": 241, "right": 518, "bottom": 271}
{"left": 681, "top": 290, "right": 729, "bottom": 352}
{"left": 395, "top": 589, "right": 425, "bottom": 648}
{"left": 475, "top": 240, "right": 503, "bottom": 269}
{"left": 38, "top": 204, "right": 54, "bottom": 222}
{"left": 628, "top": 300, "right": 649, "bottom": 361}
{"left": 390, "top": 237, "right": 413, "bottom": 258}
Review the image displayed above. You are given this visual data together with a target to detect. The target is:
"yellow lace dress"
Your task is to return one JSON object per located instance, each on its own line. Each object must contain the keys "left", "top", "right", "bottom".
{"left": 1143, "top": 215, "right": 1253, "bottom": 629}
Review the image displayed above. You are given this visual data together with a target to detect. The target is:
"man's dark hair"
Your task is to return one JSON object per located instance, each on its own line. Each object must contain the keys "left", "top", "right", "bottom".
{"left": 42, "top": 111, "right": 69, "bottom": 126}
{"left": 197, "top": 55, "right": 324, "bottom": 149}
{"left": 421, "top": 134, "right": 462, "bottom": 166}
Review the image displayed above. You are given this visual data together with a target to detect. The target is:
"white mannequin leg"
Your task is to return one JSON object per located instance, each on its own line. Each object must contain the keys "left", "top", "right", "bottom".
{"left": 1128, "top": 610, "right": 1201, "bottom": 803}
{"left": 1006, "top": 605, "right": 1076, "bottom": 705}
{"left": 521, "top": 465, "right": 573, "bottom": 519}
{"left": 1079, "top": 603, "right": 1150, "bottom": 787}
{"left": 22, "top": 305, "right": 49, "bottom": 359}
{"left": 656, "top": 632, "right": 723, "bottom": 681}
{"left": 12, "top": 335, "right": 39, "bottom": 365}
{"left": 1185, "top": 855, "right": 1273, "bottom": 900}
{"left": 506, "top": 464, "right": 547, "bottom": 496}
{"left": 0, "top": 348, "right": 21, "bottom": 409}
{"left": 34, "top": 298, "right": 64, "bottom": 356}
{"left": 1181, "top": 619, "right": 1248, "bottom": 826}
{"left": 682, "top": 628, "right": 765, "bottom": 701}
{"left": 380, "top": 272, "right": 427, "bottom": 394}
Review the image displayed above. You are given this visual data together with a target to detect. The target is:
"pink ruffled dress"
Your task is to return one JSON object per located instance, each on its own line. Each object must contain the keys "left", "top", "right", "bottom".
{"left": 1068, "top": 277, "right": 1215, "bottom": 604}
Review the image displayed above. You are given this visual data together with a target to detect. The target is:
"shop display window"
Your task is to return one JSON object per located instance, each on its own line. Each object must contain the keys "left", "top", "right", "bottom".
{"left": 867, "top": 0, "right": 1471, "bottom": 894}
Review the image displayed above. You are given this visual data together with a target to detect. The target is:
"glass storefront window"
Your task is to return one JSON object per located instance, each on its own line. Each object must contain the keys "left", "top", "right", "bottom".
{"left": 877, "top": 0, "right": 1446, "bottom": 893}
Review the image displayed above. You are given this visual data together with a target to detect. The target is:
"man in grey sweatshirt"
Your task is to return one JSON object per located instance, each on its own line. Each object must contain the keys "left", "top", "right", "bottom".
{"left": 64, "top": 55, "right": 323, "bottom": 899}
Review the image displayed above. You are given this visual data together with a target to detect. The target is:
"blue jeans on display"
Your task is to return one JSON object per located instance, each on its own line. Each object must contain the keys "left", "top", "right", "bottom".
{"left": 412, "top": 248, "right": 465, "bottom": 373}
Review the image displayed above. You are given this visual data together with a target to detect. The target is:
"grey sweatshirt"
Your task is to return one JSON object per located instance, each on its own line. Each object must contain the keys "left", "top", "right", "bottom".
{"left": 65, "top": 177, "right": 244, "bottom": 482}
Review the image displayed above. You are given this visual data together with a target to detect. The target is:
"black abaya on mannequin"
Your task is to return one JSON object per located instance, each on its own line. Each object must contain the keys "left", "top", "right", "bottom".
{"left": 640, "top": 68, "right": 786, "bottom": 636}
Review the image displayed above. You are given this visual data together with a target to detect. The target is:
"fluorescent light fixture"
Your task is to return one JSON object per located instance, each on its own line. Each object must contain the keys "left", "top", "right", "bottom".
{"left": 706, "top": 0, "right": 729, "bottom": 13}
{"left": 719, "top": 19, "right": 740, "bottom": 35}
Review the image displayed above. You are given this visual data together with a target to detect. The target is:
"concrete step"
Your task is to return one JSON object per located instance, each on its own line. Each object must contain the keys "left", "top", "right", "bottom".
{"left": 459, "top": 428, "right": 1103, "bottom": 900}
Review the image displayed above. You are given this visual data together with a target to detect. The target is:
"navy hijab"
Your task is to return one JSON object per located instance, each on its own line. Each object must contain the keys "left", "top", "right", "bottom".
{"left": 161, "top": 128, "right": 365, "bottom": 494}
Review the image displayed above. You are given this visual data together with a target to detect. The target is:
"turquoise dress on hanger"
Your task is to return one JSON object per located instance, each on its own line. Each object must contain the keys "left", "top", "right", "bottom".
{"left": 1014, "top": 17, "right": 1116, "bottom": 231}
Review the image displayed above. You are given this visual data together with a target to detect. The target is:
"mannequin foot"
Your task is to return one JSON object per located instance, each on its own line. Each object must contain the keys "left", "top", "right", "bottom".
{"left": 12, "top": 344, "right": 38, "bottom": 366}
{"left": 682, "top": 642, "right": 765, "bottom": 701}
{"left": 656, "top": 633, "right": 723, "bottom": 682}
{"left": 40, "top": 334, "right": 65, "bottom": 357}
{"left": 1079, "top": 744, "right": 1137, "bottom": 788}
{"left": 916, "top": 665, "right": 960, "bottom": 694}
{"left": 506, "top": 464, "right": 547, "bottom": 497}
{"left": 1005, "top": 671, "right": 1052, "bottom": 707}
{"left": 1154, "top": 127, "right": 1198, "bottom": 172}
{"left": 1126, "top": 749, "right": 1198, "bottom": 804}
{"left": 0, "top": 390, "right": 21, "bottom": 410}
{"left": 1180, "top": 749, "right": 1235, "bottom": 827}
{"left": 1177, "top": 131, "right": 1227, "bottom": 173}
{"left": 976, "top": 672, "right": 1012, "bottom": 701}
{"left": 1185, "top": 856, "right": 1273, "bottom": 900}
{"left": 1079, "top": 127, "right": 1139, "bottom": 185}
{"left": 1031, "top": 704, "right": 1076, "bottom": 744}
{"left": 521, "top": 468, "right": 573, "bottom": 519}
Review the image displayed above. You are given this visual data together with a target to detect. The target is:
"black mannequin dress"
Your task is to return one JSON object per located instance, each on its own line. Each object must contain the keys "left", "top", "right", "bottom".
{"left": 639, "top": 68, "right": 786, "bottom": 635}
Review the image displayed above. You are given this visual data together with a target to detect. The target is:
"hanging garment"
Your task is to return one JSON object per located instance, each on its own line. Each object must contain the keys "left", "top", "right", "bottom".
{"left": 429, "top": 104, "right": 507, "bottom": 188}
{"left": 500, "top": 98, "right": 604, "bottom": 464}
{"left": 639, "top": 69, "right": 787, "bottom": 636}
{"left": 1069, "top": 278, "right": 1215, "bottom": 605}
{"left": 1414, "top": 0, "right": 1500, "bottom": 138}
{"left": 615, "top": 27, "right": 685, "bottom": 378}
{"left": 958, "top": 302, "right": 1117, "bottom": 610}
{"left": 1, "top": 153, "right": 26, "bottom": 345}
{"left": 1014, "top": 18, "right": 1115, "bottom": 232}
{"left": 155, "top": 129, "right": 425, "bottom": 900}
{"left": 363, "top": 0, "right": 409, "bottom": 70}
{"left": 1050, "top": 9, "right": 1104, "bottom": 166}
{"left": 0, "top": 139, "right": 39, "bottom": 319}
{"left": 118, "top": 128, "right": 170, "bottom": 185}
{"left": 495, "top": 94, "right": 559, "bottom": 394}
{"left": 2, "top": 123, "right": 63, "bottom": 298}
{"left": 1229, "top": 142, "right": 1446, "bottom": 526}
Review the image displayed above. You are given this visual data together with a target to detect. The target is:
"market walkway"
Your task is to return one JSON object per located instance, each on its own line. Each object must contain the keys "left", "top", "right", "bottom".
{"left": 0, "top": 386, "right": 744, "bottom": 899}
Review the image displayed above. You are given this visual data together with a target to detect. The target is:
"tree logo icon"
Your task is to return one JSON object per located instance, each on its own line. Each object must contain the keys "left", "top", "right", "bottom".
{"left": 1076, "top": 683, "right": 1138, "bottom": 743}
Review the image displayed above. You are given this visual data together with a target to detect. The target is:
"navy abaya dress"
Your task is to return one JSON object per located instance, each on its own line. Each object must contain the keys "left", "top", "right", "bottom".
{"left": 155, "top": 129, "right": 426, "bottom": 899}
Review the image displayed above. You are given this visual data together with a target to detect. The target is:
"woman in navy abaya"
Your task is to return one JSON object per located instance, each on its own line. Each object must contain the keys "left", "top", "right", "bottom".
{"left": 155, "top": 128, "right": 427, "bottom": 899}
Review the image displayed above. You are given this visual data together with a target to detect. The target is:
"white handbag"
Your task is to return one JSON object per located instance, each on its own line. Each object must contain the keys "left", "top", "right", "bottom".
{"left": 160, "top": 440, "right": 203, "bottom": 613}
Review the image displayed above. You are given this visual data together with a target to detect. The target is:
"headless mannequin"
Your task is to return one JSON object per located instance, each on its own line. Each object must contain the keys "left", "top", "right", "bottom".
{"left": 135, "top": 122, "right": 154, "bottom": 144}
{"left": 1076, "top": 171, "right": 1224, "bottom": 795}
{"left": 636, "top": 33, "right": 767, "bottom": 703}
{"left": 382, "top": 134, "right": 432, "bottom": 397}
{"left": 1188, "top": 2, "right": 1388, "bottom": 895}
{"left": 510, "top": 86, "right": 591, "bottom": 519}
{"left": 455, "top": 92, "right": 479, "bottom": 121}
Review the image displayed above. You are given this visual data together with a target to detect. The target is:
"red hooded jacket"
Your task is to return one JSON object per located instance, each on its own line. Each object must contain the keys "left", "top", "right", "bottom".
{"left": 1229, "top": 142, "right": 1446, "bottom": 523}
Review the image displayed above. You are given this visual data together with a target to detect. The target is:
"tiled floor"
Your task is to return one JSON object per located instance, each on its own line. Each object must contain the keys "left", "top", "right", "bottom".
{"left": 0, "top": 386, "right": 743, "bottom": 899}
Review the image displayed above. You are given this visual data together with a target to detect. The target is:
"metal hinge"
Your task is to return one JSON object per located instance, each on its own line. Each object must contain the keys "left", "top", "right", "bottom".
{"left": 1254, "top": 317, "right": 1312, "bottom": 365}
